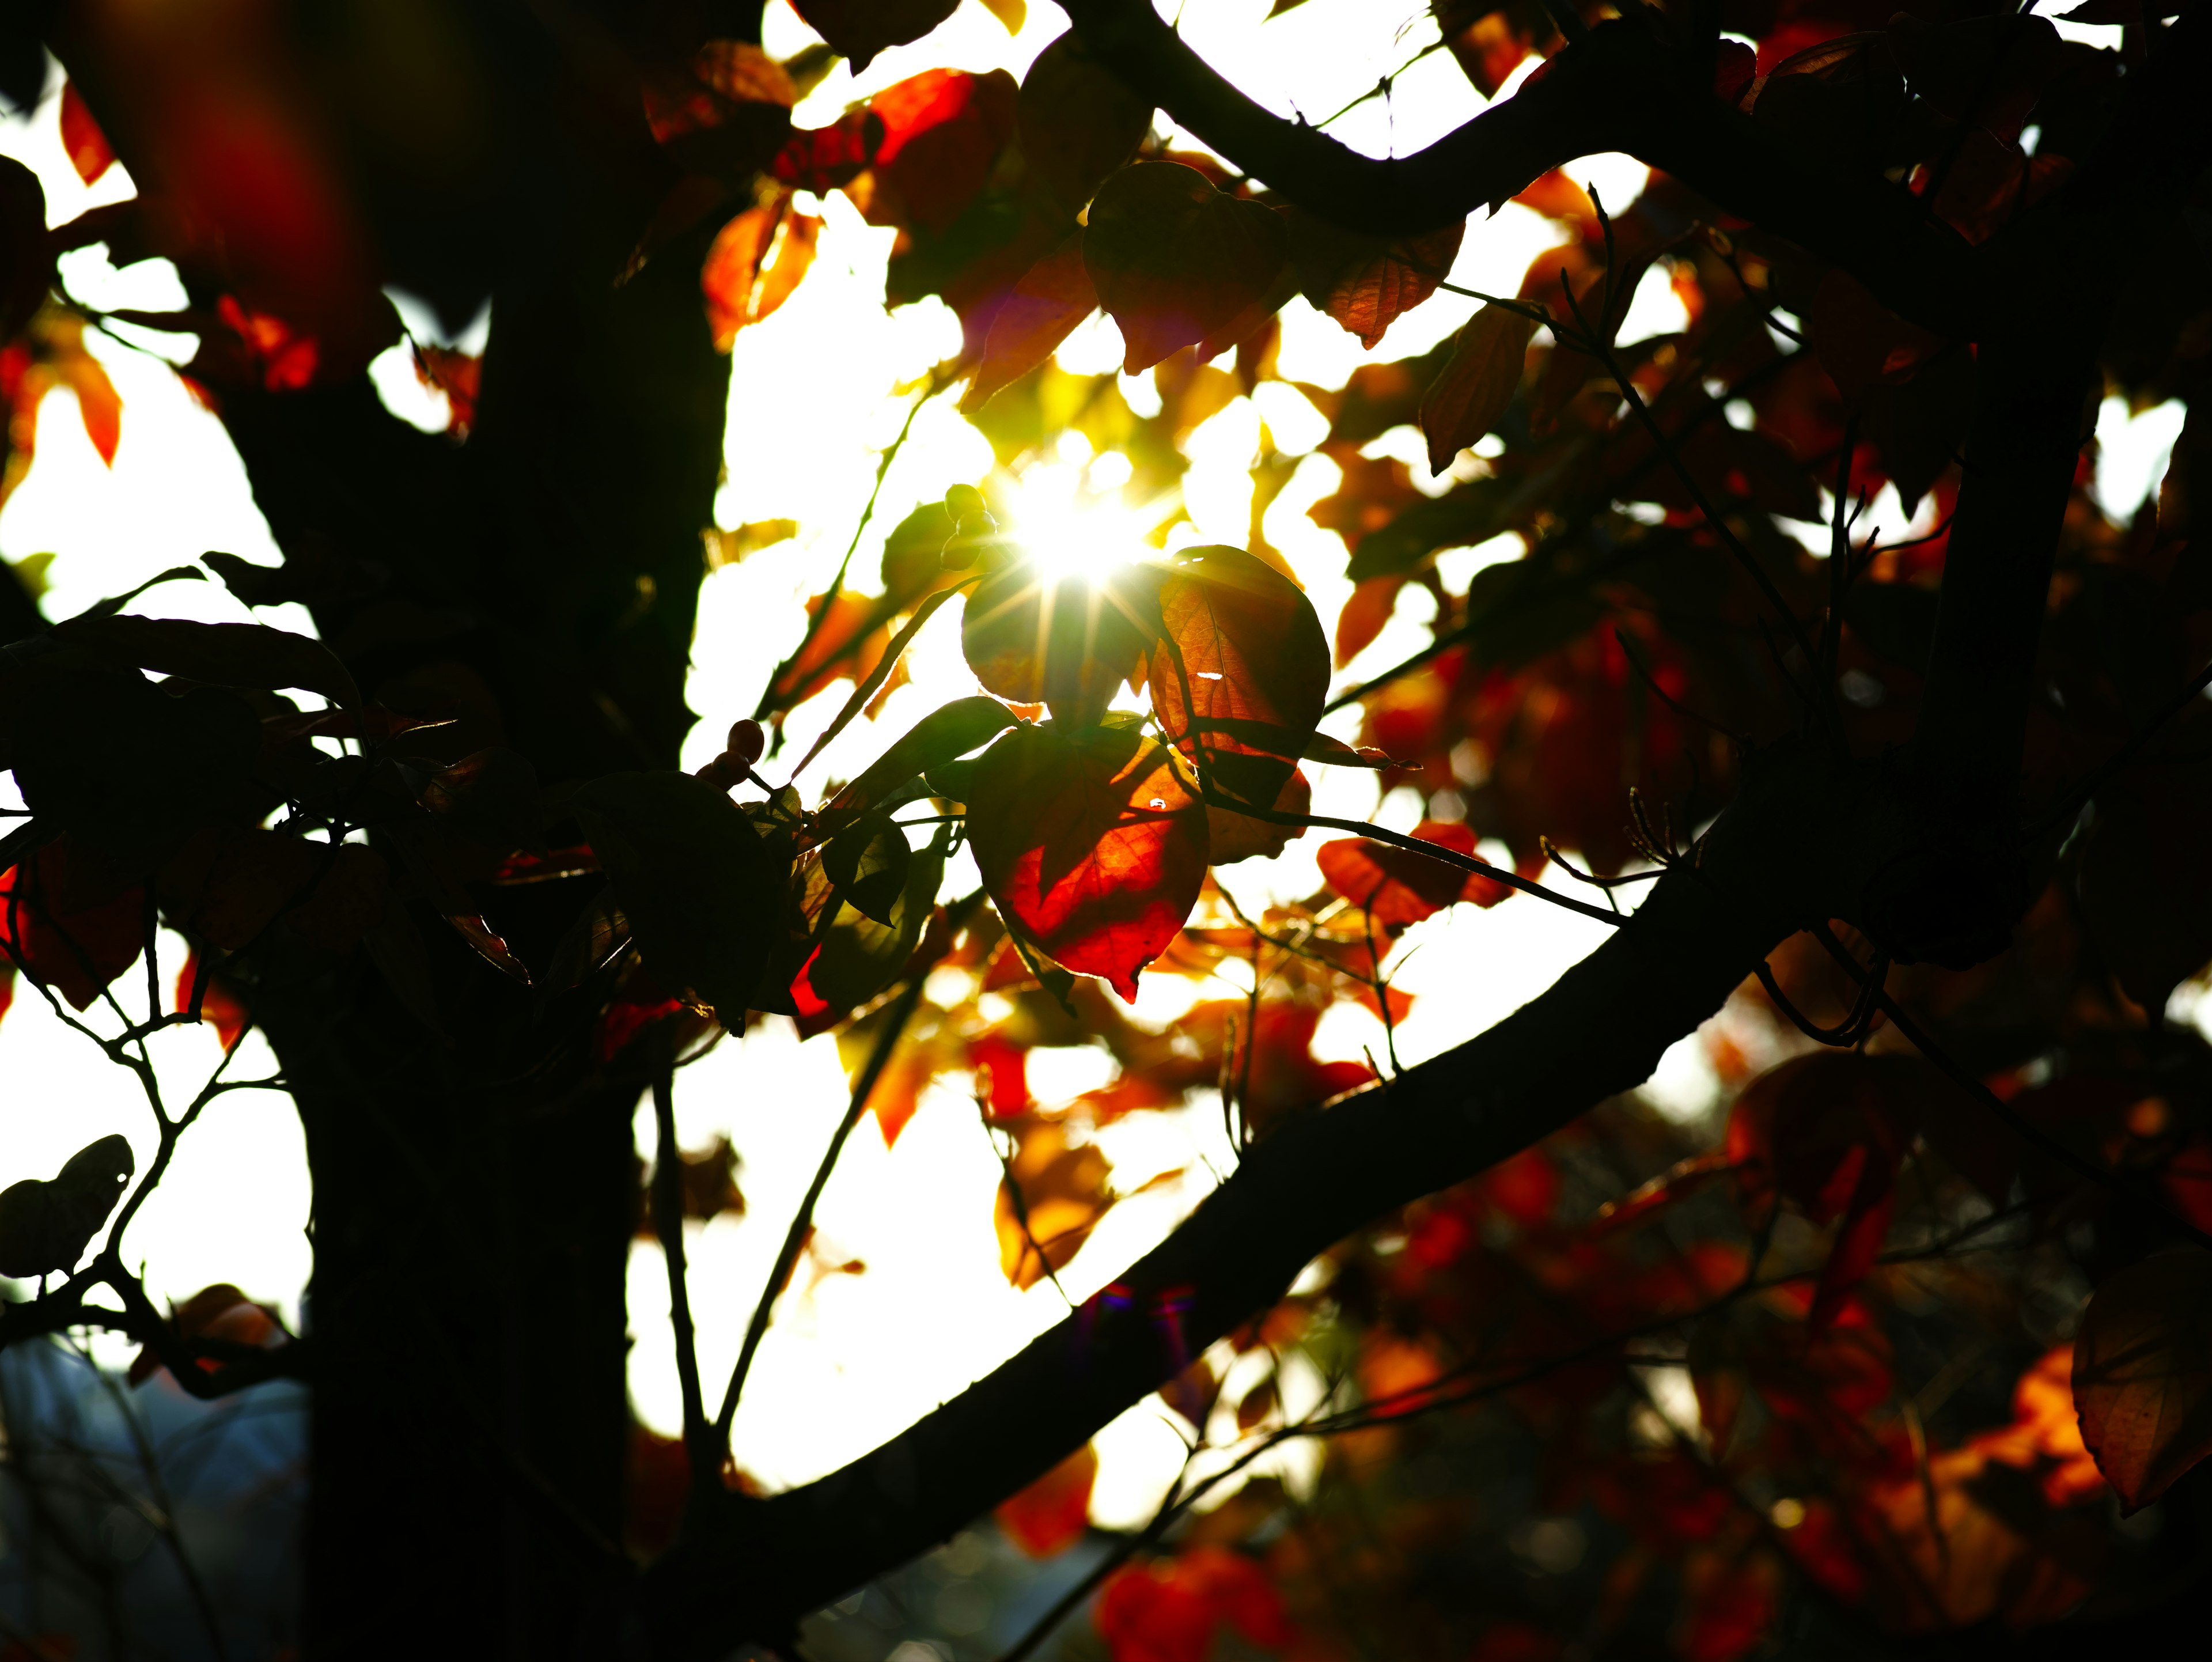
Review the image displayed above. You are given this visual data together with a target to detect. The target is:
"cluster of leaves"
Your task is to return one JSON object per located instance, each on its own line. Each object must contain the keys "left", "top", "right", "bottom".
{"left": 5, "top": 0, "right": 2212, "bottom": 1657}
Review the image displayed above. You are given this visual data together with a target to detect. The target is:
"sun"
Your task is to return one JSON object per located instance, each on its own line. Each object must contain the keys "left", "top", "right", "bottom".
{"left": 995, "top": 445, "right": 1175, "bottom": 583}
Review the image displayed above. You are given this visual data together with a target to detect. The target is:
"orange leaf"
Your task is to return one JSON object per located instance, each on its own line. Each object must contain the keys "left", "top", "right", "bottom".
{"left": 172, "top": 951, "right": 249, "bottom": 1051}
{"left": 1421, "top": 302, "right": 1536, "bottom": 474}
{"left": 1315, "top": 820, "right": 1511, "bottom": 927}
{"left": 1285, "top": 207, "right": 1464, "bottom": 350}
{"left": 1017, "top": 32, "right": 1153, "bottom": 210}
{"left": 703, "top": 194, "right": 820, "bottom": 351}
{"left": 994, "top": 1120, "right": 1112, "bottom": 1288}
{"left": 2073, "top": 1244, "right": 2212, "bottom": 1510}
{"left": 1334, "top": 574, "right": 1404, "bottom": 667}
{"left": 1084, "top": 162, "right": 1291, "bottom": 374}
{"left": 961, "top": 232, "right": 1096, "bottom": 412}
{"left": 1205, "top": 764, "right": 1309, "bottom": 865}
{"left": 966, "top": 722, "right": 1207, "bottom": 1001}
{"left": 1148, "top": 544, "right": 1329, "bottom": 813}
{"left": 995, "top": 1443, "right": 1097, "bottom": 1557}
{"left": 59, "top": 82, "right": 115, "bottom": 186}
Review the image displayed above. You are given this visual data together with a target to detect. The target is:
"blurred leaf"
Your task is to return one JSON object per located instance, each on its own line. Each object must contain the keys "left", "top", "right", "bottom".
{"left": 996, "top": 1442, "right": 1096, "bottom": 1557}
{"left": 58, "top": 81, "right": 113, "bottom": 185}
{"left": 703, "top": 194, "right": 821, "bottom": 350}
{"left": 1084, "top": 162, "right": 1291, "bottom": 374}
{"left": 788, "top": 0, "right": 958, "bottom": 74}
{"left": 995, "top": 1120, "right": 1111, "bottom": 1288}
{"left": 2074, "top": 1245, "right": 2212, "bottom": 1510}
{"left": 962, "top": 233, "right": 1097, "bottom": 412}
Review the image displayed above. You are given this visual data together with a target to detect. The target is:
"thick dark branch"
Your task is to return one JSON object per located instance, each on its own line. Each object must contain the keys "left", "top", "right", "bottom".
{"left": 641, "top": 743, "right": 1896, "bottom": 1657}
{"left": 1061, "top": 2, "right": 1981, "bottom": 337}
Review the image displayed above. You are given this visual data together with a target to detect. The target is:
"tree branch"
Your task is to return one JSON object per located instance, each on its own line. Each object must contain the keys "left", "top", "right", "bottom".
{"left": 1060, "top": 2, "right": 1982, "bottom": 338}
{"left": 640, "top": 740, "right": 1897, "bottom": 1657}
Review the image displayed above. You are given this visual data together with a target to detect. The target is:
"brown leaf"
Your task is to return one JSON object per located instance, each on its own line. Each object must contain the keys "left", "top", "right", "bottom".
{"left": 1148, "top": 545, "right": 1329, "bottom": 812}
{"left": 1083, "top": 162, "right": 1291, "bottom": 374}
{"left": 962, "top": 233, "right": 1097, "bottom": 411}
{"left": 966, "top": 722, "right": 1207, "bottom": 1001}
{"left": 1017, "top": 31, "right": 1153, "bottom": 210}
{"left": 994, "top": 1119, "right": 1112, "bottom": 1288}
{"left": 1206, "top": 766, "right": 1309, "bottom": 865}
{"left": 2073, "top": 1245, "right": 2212, "bottom": 1510}
{"left": 1420, "top": 304, "right": 1537, "bottom": 474}
{"left": 1315, "top": 820, "right": 1511, "bottom": 928}
{"left": 1285, "top": 207, "right": 1464, "bottom": 351}
{"left": 788, "top": 0, "right": 959, "bottom": 75}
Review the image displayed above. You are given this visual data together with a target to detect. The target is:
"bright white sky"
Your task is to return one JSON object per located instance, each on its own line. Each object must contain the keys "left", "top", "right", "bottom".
{"left": 0, "top": 1, "right": 2186, "bottom": 1527}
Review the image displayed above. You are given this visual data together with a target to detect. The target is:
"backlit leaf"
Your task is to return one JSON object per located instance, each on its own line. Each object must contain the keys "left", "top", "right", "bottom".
{"left": 0, "top": 842, "right": 144, "bottom": 1010}
{"left": 1285, "top": 207, "right": 1464, "bottom": 350}
{"left": 994, "top": 1119, "right": 1112, "bottom": 1288}
{"left": 1084, "top": 162, "right": 1291, "bottom": 374}
{"left": 703, "top": 194, "right": 820, "bottom": 350}
{"left": 56, "top": 613, "right": 361, "bottom": 709}
{"left": 962, "top": 558, "right": 1160, "bottom": 728}
{"left": 822, "top": 811, "right": 911, "bottom": 926}
{"left": 1017, "top": 32, "right": 1153, "bottom": 210}
{"left": 966, "top": 722, "right": 1207, "bottom": 1000}
{"left": 962, "top": 233, "right": 1097, "bottom": 412}
{"left": 864, "top": 69, "right": 1018, "bottom": 235}
{"left": 572, "top": 771, "right": 789, "bottom": 1021}
{"left": 1420, "top": 304, "right": 1537, "bottom": 474}
{"left": 1315, "top": 820, "right": 1512, "bottom": 927}
{"left": 2073, "top": 1244, "right": 2212, "bottom": 1510}
{"left": 1149, "top": 544, "right": 1328, "bottom": 812}
{"left": 59, "top": 82, "right": 113, "bottom": 186}
{"left": 0, "top": 1133, "right": 132, "bottom": 1277}
{"left": 996, "top": 1443, "right": 1096, "bottom": 1557}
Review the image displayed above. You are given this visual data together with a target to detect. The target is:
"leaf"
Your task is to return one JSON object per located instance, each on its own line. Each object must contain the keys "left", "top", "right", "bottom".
{"left": 55, "top": 614, "right": 361, "bottom": 709}
{"left": 59, "top": 82, "right": 113, "bottom": 187}
{"left": 995, "top": 1119, "right": 1112, "bottom": 1288}
{"left": 966, "top": 722, "right": 1207, "bottom": 1001}
{"left": 1149, "top": 545, "right": 1329, "bottom": 813}
{"left": 1083, "top": 162, "right": 1292, "bottom": 374}
{"left": 0, "top": 1133, "right": 134, "bottom": 1278}
{"left": 1300, "top": 730, "right": 1396, "bottom": 768}
{"left": 703, "top": 194, "right": 821, "bottom": 350}
{"left": 1334, "top": 575, "right": 1403, "bottom": 667}
{"left": 828, "top": 695, "right": 1016, "bottom": 815}
{"left": 788, "top": 0, "right": 959, "bottom": 73}
{"left": 772, "top": 108, "right": 882, "bottom": 193}
{"left": 961, "top": 558, "right": 1160, "bottom": 728}
{"left": 1017, "top": 32, "right": 1153, "bottom": 210}
{"left": 1207, "top": 765, "right": 1309, "bottom": 865}
{"left": 1284, "top": 207, "right": 1464, "bottom": 350}
{"left": 979, "top": 0, "right": 1025, "bottom": 32}
{"left": 0, "top": 841, "right": 144, "bottom": 1010}
{"left": 996, "top": 1443, "right": 1096, "bottom": 1558}
{"left": 806, "top": 823, "right": 947, "bottom": 1021}
{"left": 768, "top": 589, "right": 896, "bottom": 713}
{"left": 571, "top": 771, "right": 790, "bottom": 1021}
{"left": 1315, "top": 820, "right": 1512, "bottom": 928}
{"left": 863, "top": 69, "right": 1018, "bottom": 235}
{"left": 2073, "top": 1245, "right": 2212, "bottom": 1510}
{"left": 961, "top": 233, "right": 1097, "bottom": 412}
{"left": 822, "top": 811, "right": 911, "bottom": 926}
{"left": 1420, "top": 304, "right": 1537, "bottom": 474}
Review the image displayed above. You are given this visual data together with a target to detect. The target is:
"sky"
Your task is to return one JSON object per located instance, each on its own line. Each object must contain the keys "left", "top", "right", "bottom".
{"left": 0, "top": 0, "right": 2186, "bottom": 1528}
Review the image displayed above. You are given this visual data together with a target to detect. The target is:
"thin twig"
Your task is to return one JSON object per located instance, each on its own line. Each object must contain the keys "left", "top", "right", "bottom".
{"left": 649, "top": 1027, "right": 714, "bottom": 1486}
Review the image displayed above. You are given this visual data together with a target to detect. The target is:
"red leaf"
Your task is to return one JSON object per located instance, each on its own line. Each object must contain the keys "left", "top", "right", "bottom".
{"left": 172, "top": 951, "right": 248, "bottom": 1051}
{"left": 2073, "top": 1244, "right": 2212, "bottom": 1510}
{"left": 969, "top": 1027, "right": 1031, "bottom": 1117}
{"left": 995, "top": 1442, "right": 1096, "bottom": 1557}
{"left": 59, "top": 82, "right": 115, "bottom": 186}
{"left": 863, "top": 68, "right": 1017, "bottom": 235}
{"left": 965, "top": 722, "right": 1207, "bottom": 1001}
{"left": 0, "top": 842, "right": 145, "bottom": 1012}
{"left": 1083, "top": 162, "right": 1291, "bottom": 373}
{"left": 703, "top": 193, "right": 820, "bottom": 350}
{"left": 1148, "top": 544, "right": 1329, "bottom": 814}
{"left": 1097, "top": 1549, "right": 1291, "bottom": 1662}
{"left": 1315, "top": 820, "right": 1512, "bottom": 927}
{"left": 772, "top": 110, "right": 881, "bottom": 194}
{"left": 961, "top": 232, "right": 1097, "bottom": 412}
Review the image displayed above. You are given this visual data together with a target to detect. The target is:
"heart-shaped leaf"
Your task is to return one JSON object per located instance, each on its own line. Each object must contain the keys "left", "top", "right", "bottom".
{"left": 1084, "top": 162, "right": 1291, "bottom": 373}
{"left": 2074, "top": 1244, "right": 2212, "bottom": 1510}
{"left": 0, "top": 1133, "right": 134, "bottom": 1277}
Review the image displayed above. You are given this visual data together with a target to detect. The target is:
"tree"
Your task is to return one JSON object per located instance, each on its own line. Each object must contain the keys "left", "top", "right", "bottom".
{"left": 2, "top": 0, "right": 2211, "bottom": 1657}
